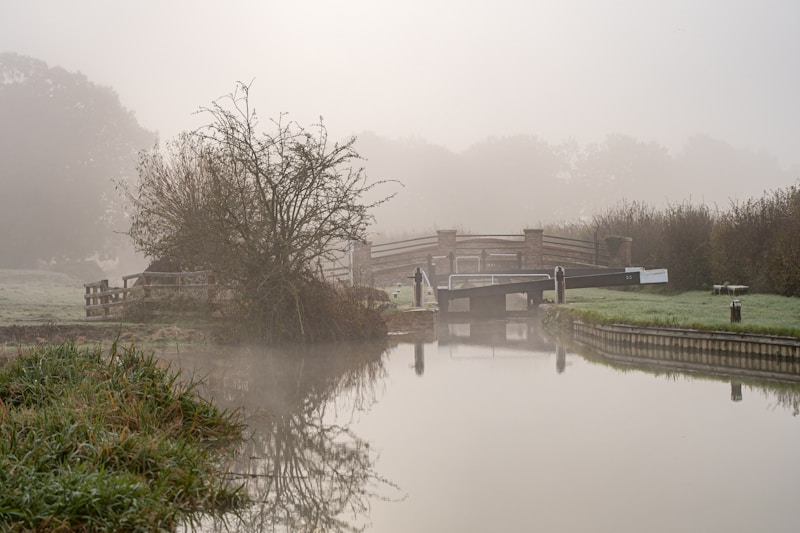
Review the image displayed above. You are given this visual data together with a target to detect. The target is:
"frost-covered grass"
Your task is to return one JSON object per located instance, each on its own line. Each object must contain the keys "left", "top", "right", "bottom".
{"left": 387, "top": 282, "right": 800, "bottom": 336}
{"left": 550, "top": 287, "right": 800, "bottom": 337}
{"left": 0, "top": 269, "right": 85, "bottom": 325}
{"left": 379, "top": 284, "right": 438, "bottom": 311}
{"left": 0, "top": 342, "right": 246, "bottom": 531}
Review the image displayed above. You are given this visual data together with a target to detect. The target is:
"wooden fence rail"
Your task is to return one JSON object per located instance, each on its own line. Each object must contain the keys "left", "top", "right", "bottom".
{"left": 84, "top": 270, "right": 219, "bottom": 321}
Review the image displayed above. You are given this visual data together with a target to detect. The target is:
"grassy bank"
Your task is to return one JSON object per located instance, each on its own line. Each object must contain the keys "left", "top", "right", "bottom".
{"left": 0, "top": 269, "right": 86, "bottom": 325}
{"left": 0, "top": 342, "right": 246, "bottom": 531}
{"left": 378, "top": 284, "right": 438, "bottom": 312}
{"left": 0, "top": 269, "right": 231, "bottom": 352}
{"left": 549, "top": 288, "right": 800, "bottom": 338}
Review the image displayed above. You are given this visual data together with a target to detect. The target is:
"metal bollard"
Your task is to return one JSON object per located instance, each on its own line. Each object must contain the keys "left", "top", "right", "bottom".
{"left": 554, "top": 266, "right": 566, "bottom": 304}
{"left": 409, "top": 267, "right": 423, "bottom": 307}
{"left": 730, "top": 300, "right": 742, "bottom": 323}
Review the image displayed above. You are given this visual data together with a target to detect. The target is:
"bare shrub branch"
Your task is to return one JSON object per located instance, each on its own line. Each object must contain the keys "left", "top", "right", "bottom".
{"left": 122, "top": 82, "right": 396, "bottom": 341}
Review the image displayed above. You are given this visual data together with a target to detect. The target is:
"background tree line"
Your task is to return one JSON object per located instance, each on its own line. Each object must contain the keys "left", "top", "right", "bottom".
{"left": 3, "top": 52, "right": 797, "bottom": 285}
{"left": 358, "top": 132, "right": 797, "bottom": 236}
{"left": 0, "top": 53, "right": 155, "bottom": 280}
{"left": 3, "top": 51, "right": 799, "bottom": 303}
{"left": 547, "top": 184, "right": 800, "bottom": 296}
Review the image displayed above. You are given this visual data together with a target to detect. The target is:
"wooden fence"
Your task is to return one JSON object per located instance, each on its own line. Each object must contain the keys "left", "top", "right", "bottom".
{"left": 84, "top": 271, "right": 220, "bottom": 321}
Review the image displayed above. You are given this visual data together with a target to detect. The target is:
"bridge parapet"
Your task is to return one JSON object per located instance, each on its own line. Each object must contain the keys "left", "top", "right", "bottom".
{"left": 352, "top": 241, "right": 373, "bottom": 285}
{"left": 344, "top": 228, "right": 632, "bottom": 288}
{"left": 523, "top": 229, "right": 544, "bottom": 269}
{"left": 437, "top": 230, "right": 457, "bottom": 259}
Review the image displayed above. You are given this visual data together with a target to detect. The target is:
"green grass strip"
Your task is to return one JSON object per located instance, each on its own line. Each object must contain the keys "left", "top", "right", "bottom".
{"left": 0, "top": 342, "right": 247, "bottom": 531}
{"left": 546, "top": 288, "right": 800, "bottom": 337}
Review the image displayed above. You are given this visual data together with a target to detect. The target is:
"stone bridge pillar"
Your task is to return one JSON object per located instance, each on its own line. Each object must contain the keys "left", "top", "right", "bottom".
{"left": 437, "top": 230, "right": 457, "bottom": 274}
{"left": 351, "top": 241, "right": 373, "bottom": 286}
{"left": 523, "top": 228, "right": 543, "bottom": 269}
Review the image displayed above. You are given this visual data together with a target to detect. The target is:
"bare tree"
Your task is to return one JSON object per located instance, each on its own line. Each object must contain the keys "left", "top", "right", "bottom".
{"left": 125, "top": 82, "right": 393, "bottom": 341}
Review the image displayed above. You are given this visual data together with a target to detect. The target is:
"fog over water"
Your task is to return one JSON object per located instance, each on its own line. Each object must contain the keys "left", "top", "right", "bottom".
{"left": 162, "top": 319, "right": 800, "bottom": 532}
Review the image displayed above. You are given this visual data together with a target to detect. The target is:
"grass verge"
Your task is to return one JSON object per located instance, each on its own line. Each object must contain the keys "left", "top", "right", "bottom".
{"left": 0, "top": 342, "right": 247, "bottom": 531}
{"left": 546, "top": 288, "right": 800, "bottom": 337}
{"left": 0, "top": 269, "right": 86, "bottom": 325}
{"left": 378, "top": 285, "right": 438, "bottom": 315}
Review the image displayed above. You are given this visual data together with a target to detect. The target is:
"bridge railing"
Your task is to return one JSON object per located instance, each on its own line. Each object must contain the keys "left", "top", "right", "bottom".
{"left": 368, "top": 235, "right": 439, "bottom": 286}
{"left": 322, "top": 230, "right": 628, "bottom": 288}
{"left": 543, "top": 235, "right": 610, "bottom": 267}
{"left": 372, "top": 235, "right": 438, "bottom": 258}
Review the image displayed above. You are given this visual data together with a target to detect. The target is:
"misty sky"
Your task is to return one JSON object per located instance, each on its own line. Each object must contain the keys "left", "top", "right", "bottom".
{"left": 2, "top": 0, "right": 799, "bottom": 169}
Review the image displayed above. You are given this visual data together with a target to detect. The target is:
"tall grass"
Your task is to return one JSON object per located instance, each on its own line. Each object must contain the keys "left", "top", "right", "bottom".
{"left": 0, "top": 342, "right": 247, "bottom": 531}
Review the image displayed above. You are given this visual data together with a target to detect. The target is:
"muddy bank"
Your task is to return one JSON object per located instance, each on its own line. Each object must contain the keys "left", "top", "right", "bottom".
{"left": 0, "top": 311, "right": 431, "bottom": 349}
{"left": 0, "top": 323, "right": 221, "bottom": 348}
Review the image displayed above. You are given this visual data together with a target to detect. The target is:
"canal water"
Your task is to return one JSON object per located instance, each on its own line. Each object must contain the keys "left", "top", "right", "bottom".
{"left": 165, "top": 318, "right": 800, "bottom": 532}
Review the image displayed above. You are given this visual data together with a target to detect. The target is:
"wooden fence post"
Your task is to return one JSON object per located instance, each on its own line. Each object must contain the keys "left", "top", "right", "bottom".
{"left": 100, "top": 280, "right": 109, "bottom": 317}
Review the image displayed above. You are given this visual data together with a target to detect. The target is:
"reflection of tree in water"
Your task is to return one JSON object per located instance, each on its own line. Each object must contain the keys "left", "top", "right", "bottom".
{"left": 202, "top": 340, "right": 398, "bottom": 532}
{"left": 757, "top": 385, "right": 800, "bottom": 416}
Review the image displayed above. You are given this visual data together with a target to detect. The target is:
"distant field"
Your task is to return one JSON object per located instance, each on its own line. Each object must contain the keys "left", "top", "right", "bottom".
{"left": 0, "top": 269, "right": 86, "bottom": 325}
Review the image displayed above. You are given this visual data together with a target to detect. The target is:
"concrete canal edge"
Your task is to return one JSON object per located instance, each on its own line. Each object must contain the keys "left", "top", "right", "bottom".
{"left": 569, "top": 320, "right": 800, "bottom": 381}
{"left": 380, "top": 308, "right": 800, "bottom": 381}
{"left": 572, "top": 321, "right": 800, "bottom": 358}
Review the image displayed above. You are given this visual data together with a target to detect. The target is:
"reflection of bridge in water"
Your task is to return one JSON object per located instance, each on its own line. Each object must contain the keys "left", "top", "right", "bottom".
{"left": 437, "top": 319, "right": 555, "bottom": 353}
{"left": 410, "top": 318, "right": 800, "bottom": 406}
{"left": 410, "top": 318, "right": 566, "bottom": 376}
